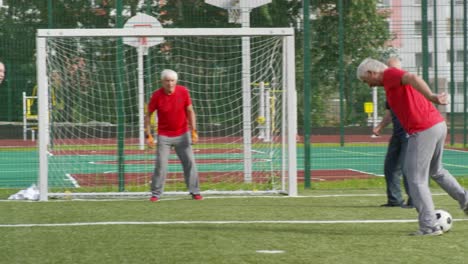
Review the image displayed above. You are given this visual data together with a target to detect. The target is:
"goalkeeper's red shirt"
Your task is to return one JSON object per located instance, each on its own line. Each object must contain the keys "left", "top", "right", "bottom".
{"left": 383, "top": 67, "right": 444, "bottom": 135}
{"left": 148, "top": 85, "right": 192, "bottom": 137}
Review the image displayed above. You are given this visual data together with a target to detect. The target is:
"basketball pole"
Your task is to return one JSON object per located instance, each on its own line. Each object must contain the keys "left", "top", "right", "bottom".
{"left": 372, "top": 86, "right": 378, "bottom": 128}
{"left": 137, "top": 43, "right": 146, "bottom": 150}
{"left": 205, "top": 0, "right": 272, "bottom": 184}
{"left": 123, "top": 13, "right": 164, "bottom": 150}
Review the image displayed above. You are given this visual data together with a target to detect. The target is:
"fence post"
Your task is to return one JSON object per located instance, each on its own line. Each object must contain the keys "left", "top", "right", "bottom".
{"left": 303, "top": 0, "right": 311, "bottom": 189}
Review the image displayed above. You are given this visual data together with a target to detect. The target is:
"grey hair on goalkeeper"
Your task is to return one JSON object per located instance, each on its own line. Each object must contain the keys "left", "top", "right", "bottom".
{"left": 161, "top": 69, "right": 178, "bottom": 80}
{"left": 356, "top": 58, "right": 388, "bottom": 81}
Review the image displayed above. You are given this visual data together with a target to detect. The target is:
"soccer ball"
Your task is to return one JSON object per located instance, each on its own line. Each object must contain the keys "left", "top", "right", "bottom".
{"left": 435, "top": 209, "right": 453, "bottom": 232}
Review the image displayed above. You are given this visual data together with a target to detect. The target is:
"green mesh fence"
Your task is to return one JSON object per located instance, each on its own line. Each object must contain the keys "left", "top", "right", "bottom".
{"left": 0, "top": 0, "right": 468, "bottom": 196}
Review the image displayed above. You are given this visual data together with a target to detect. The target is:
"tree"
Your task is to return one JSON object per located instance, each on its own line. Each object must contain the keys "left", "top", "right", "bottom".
{"left": 308, "top": 0, "right": 392, "bottom": 127}
{"left": 0, "top": 0, "right": 155, "bottom": 121}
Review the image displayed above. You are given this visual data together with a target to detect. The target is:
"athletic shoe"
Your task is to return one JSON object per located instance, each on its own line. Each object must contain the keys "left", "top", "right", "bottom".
{"left": 463, "top": 203, "right": 468, "bottom": 215}
{"left": 409, "top": 229, "right": 443, "bottom": 236}
{"left": 401, "top": 204, "right": 414, "bottom": 209}
{"left": 380, "top": 203, "right": 402, "bottom": 207}
{"left": 149, "top": 196, "right": 159, "bottom": 202}
{"left": 192, "top": 194, "right": 203, "bottom": 200}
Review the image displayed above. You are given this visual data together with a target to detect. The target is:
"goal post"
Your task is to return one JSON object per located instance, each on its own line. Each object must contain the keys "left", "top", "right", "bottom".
{"left": 36, "top": 27, "right": 297, "bottom": 201}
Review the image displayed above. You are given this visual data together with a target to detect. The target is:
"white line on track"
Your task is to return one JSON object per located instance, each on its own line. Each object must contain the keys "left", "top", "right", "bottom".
{"left": 65, "top": 173, "right": 80, "bottom": 188}
{"left": 446, "top": 148, "right": 468, "bottom": 153}
{"left": 347, "top": 168, "right": 382, "bottom": 177}
{"left": 330, "top": 148, "right": 382, "bottom": 157}
{"left": 443, "top": 162, "right": 468, "bottom": 169}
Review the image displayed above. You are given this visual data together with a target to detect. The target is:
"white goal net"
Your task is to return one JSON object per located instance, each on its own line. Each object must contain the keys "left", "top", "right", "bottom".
{"left": 36, "top": 28, "right": 297, "bottom": 200}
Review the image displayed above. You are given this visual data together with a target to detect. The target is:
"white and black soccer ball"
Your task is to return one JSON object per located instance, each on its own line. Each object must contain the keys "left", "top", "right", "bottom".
{"left": 435, "top": 209, "right": 453, "bottom": 232}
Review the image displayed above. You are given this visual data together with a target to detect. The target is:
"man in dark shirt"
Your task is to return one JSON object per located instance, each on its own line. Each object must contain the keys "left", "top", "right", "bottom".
{"left": 373, "top": 102, "right": 412, "bottom": 208}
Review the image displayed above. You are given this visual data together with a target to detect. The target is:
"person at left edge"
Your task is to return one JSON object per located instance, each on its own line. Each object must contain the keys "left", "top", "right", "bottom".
{"left": 0, "top": 61, "right": 5, "bottom": 85}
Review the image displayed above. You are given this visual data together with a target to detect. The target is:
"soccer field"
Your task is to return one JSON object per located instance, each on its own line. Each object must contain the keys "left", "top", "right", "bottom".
{"left": 1, "top": 189, "right": 467, "bottom": 264}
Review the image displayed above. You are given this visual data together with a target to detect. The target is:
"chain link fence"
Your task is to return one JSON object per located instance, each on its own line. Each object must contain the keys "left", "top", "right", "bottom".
{"left": 0, "top": 0, "right": 467, "bottom": 194}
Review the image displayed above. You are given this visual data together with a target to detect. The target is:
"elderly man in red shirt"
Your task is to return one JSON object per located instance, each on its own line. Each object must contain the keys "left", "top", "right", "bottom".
{"left": 145, "top": 69, "right": 202, "bottom": 202}
{"left": 357, "top": 58, "right": 468, "bottom": 236}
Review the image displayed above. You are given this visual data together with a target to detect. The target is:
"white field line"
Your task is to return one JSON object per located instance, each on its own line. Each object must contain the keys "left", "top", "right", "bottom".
{"left": 347, "top": 168, "right": 383, "bottom": 177}
{"left": 1, "top": 193, "right": 465, "bottom": 227}
{"left": 330, "top": 148, "right": 383, "bottom": 157}
{"left": 0, "top": 192, "right": 452, "bottom": 202}
{"left": 1, "top": 218, "right": 468, "bottom": 228}
{"left": 446, "top": 148, "right": 468, "bottom": 153}
{"left": 442, "top": 162, "right": 468, "bottom": 169}
{"left": 65, "top": 173, "right": 80, "bottom": 188}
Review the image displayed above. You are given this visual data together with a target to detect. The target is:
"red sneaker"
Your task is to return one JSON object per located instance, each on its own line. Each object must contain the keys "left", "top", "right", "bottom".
{"left": 149, "top": 196, "right": 159, "bottom": 202}
{"left": 192, "top": 194, "right": 203, "bottom": 200}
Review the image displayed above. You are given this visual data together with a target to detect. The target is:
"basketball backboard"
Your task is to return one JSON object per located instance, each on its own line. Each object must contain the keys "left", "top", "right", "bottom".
{"left": 123, "top": 13, "right": 164, "bottom": 49}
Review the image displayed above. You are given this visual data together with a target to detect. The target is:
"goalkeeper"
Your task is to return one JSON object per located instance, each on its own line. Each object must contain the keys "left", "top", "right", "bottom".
{"left": 145, "top": 69, "right": 203, "bottom": 202}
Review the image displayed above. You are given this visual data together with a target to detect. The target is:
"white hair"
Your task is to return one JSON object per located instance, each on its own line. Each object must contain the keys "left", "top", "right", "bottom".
{"left": 160, "top": 69, "right": 178, "bottom": 80}
{"left": 356, "top": 58, "right": 388, "bottom": 81}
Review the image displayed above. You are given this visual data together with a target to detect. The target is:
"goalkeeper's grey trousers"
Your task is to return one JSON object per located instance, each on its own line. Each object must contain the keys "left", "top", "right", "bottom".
{"left": 404, "top": 121, "right": 468, "bottom": 233}
{"left": 151, "top": 132, "right": 200, "bottom": 197}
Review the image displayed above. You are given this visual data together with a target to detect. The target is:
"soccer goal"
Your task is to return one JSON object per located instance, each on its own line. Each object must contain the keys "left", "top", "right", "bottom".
{"left": 36, "top": 27, "right": 297, "bottom": 201}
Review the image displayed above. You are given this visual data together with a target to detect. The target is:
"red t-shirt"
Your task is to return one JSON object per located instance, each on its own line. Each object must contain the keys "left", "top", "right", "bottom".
{"left": 383, "top": 67, "right": 444, "bottom": 134}
{"left": 147, "top": 85, "right": 192, "bottom": 137}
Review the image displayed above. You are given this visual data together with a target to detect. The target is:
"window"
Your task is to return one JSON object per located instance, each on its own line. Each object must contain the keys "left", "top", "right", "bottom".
{"left": 455, "top": 82, "right": 467, "bottom": 95}
{"left": 378, "top": 0, "right": 391, "bottom": 7}
{"left": 446, "top": 49, "right": 467, "bottom": 63}
{"left": 447, "top": 19, "right": 464, "bottom": 35}
{"left": 415, "top": 52, "right": 433, "bottom": 68}
{"left": 413, "top": 0, "right": 433, "bottom": 5}
{"left": 415, "top": 21, "right": 433, "bottom": 36}
{"left": 447, "top": 82, "right": 466, "bottom": 95}
{"left": 457, "top": 50, "right": 465, "bottom": 62}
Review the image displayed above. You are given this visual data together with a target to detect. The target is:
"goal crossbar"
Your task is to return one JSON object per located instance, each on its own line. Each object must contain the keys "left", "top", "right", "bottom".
{"left": 37, "top": 27, "right": 294, "bottom": 38}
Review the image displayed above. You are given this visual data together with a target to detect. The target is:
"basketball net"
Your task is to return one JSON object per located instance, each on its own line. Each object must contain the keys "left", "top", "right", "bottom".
{"left": 228, "top": 8, "right": 241, "bottom": 24}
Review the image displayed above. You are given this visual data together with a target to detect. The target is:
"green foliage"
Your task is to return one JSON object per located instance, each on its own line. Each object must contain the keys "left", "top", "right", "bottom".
{"left": 0, "top": 0, "right": 393, "bottom": 127}
{"left": 160, "top": 0, "right": 231, "bottom": 28}
{"left": 306, "top": 0, "right": 393, "bottom": 127}
{"left": 0, "top": 0, "right": 164, "bottom": 122}
{"left": 158, "top": 0, "right": 300, "bottom": 28}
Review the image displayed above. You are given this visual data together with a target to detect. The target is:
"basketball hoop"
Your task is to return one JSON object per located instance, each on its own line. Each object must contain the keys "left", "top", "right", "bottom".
{"left": 123, "top": 13, "right": 164, "bottom": 54}
{"left": 205, "top": 0, "right": 272, "bottom": 25}
{"left": 228, "top": 8, "right": 240, "bottom": 24}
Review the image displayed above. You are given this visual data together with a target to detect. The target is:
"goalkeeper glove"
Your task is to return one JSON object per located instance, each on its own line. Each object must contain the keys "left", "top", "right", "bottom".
{"left": 146, "top": 133, "right": 155, "bottom": 149}
{"left": 191, "top": 129, "right": 198, "bottom": 144}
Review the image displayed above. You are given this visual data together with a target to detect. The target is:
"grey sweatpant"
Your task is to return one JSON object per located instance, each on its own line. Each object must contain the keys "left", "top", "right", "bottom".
{"left": 150, "top": 132, "right": 200, "bottom": 197}
{"left": 404, "top": 121, "right": 468, "bottom": 233}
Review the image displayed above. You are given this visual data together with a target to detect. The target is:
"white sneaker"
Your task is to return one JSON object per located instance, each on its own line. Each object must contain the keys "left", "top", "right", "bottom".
{"left": 409, "top": 229, "right": 443, "bottom": 236}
